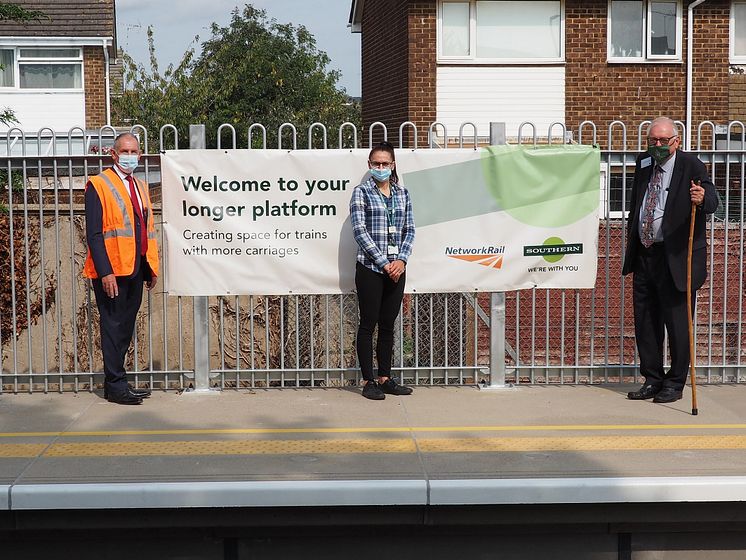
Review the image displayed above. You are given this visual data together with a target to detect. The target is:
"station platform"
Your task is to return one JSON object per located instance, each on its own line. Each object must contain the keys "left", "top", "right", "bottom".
{"left": 2, "top": 383, "right": 746, "bottom": 511}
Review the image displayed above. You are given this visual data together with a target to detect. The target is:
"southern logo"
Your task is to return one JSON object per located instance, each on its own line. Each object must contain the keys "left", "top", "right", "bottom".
{"left": 523, "top": 237, "right": 583, "bottom": 263}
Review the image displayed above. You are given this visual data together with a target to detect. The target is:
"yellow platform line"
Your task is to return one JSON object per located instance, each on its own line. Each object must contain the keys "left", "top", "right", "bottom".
{"left": 2, "top": 424, "right": 746, "bottom": 439}
{"left": 4, "top": 435, "right": 746, "bottom": 458}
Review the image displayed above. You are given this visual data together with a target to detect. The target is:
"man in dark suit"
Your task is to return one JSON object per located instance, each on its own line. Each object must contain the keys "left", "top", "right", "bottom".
{"left": 623, "top": 117, "right": 719, "bottom": 403}
{"left": 84, "top": 133, "right": 159, "bottom": 405}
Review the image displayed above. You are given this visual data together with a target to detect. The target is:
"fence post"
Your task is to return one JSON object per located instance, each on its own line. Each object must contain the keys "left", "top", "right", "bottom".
{"left": 188, "top": 124, "right": 213, "bottom": 392}
{"left": 483, "top": 122, "right": 509, "bottom": 389}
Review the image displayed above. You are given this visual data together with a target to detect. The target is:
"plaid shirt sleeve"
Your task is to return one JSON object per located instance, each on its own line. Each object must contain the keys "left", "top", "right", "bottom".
{"left": 397, "top": 187, "right": 415, "bottom": 263}
{"left": 350, "top": 184, "right": 390, "bottom": 271}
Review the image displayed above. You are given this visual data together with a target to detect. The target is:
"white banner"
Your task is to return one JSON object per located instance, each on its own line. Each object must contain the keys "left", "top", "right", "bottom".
{"left": 160, "top": 147, "right": 600, "bottom": 295}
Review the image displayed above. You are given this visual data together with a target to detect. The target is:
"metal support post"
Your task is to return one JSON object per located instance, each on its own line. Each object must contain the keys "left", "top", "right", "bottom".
{"left": 187, "top": 124, "right": 215, "bottom": 393}
{"left": 482, "top": 122, "right": 512, "bottom": 390}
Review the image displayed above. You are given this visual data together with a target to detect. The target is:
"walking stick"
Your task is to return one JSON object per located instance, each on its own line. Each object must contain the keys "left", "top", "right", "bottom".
{"left": 687, "top": 198, "right": 698, "bottom": 416}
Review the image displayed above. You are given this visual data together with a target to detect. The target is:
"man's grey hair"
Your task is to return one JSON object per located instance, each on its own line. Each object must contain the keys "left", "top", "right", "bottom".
{"left": 649, "top": 117, "right": 677, "bottom": 136}
{"left": 113, "top": 132, "right": 140, "bottom": 151}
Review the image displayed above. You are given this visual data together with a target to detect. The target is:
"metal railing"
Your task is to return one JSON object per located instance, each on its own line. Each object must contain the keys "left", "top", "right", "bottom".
{"left": 0, "top": 120, "right": 743, "bottom": 392}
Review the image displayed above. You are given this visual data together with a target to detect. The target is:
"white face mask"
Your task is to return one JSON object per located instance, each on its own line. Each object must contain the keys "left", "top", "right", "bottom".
{"left": 117, "top": 154, "right": 139, "bottom": 173}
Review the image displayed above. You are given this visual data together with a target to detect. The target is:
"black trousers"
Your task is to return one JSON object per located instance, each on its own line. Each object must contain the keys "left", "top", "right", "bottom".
{"left": 92, "top": 264, "right": 144, "bottom": 398}
{"left": 632, "top": 242, "right": 695, "bottom": 391}
{"left": 355, "top": 262, "right": 406, "bottom": 382}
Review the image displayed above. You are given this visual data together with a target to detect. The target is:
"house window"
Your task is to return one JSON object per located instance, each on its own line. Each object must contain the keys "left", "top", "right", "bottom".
{"left": 731, "top": 1, "right": 746, "bottom": 63}
{"left": 608, "top": 1, "right": 682, "bottom": 62}
{"left": 0, "top": 49, "right": 13, "bottom": 87}
{"left": 18, "top": 48, "right": 82, "bottom": 89}
{"left": 439, "top": 0, "right": 564, "bottom": 62}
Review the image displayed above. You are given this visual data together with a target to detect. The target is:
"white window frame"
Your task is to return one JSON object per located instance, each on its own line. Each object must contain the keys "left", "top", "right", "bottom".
{"left": 0, "top": 46, "right": 85, "bottom": 92}
{"left": 731, "top": 1, "right": 746, "bottom": 64}
{"left": 437, "top": 0, "right": 565, "bottom": 64}
{"left": 0, "top": 48, "right": 15, "bottom": 88}
{"left": 607, "top": 0, "right": 683, "bottom": 63}
{"left": 17, "top": 47, "right": 84, "bottom": 92}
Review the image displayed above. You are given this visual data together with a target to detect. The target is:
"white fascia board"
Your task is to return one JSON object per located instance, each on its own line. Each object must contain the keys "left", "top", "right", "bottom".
{"left": 0, "top": 36, "right": 113, "bottom": 47}
{"left": 349, "top": 0, "right": 364, "bottom": 32}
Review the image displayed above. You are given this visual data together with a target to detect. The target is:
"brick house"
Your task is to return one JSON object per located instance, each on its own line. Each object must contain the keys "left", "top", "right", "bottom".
{"left": 350, "top": 0, "right": 744, "bottom": 376}
{"left": 349, "top": 0, "right": 743, "bottom": 148}
{"left": 0, "top": 0, "right": 116, "bottom": 133}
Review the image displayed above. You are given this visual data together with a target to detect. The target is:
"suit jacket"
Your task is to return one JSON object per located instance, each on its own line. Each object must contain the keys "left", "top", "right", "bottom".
{"left": 622, "top": 149, "right": 719, "bottom": 292}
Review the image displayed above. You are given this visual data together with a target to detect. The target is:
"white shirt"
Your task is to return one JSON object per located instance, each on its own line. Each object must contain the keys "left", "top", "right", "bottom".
{"left": 638, "top": 152, "right": 675, "bottom": 243}
{"left": 112, "top": 164, "right": 144, "bottom": 212}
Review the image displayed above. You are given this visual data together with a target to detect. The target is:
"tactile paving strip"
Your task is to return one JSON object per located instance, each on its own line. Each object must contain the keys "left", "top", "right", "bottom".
{"left": 0, "top": 444, "right": 47, "bottom": 458}
{"left": 3, "top": 435, "right": 746, "bottom": 458}
{"left": 416, "top": 435, "right": 746, "bottom": 452}
{"left": 42, "top": 438, "right": 418, "bottom": 457}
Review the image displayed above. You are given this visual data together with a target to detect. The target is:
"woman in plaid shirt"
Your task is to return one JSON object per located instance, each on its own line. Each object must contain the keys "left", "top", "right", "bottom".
{"left": 350, "top": 142, "right": 415, "bottom": 400}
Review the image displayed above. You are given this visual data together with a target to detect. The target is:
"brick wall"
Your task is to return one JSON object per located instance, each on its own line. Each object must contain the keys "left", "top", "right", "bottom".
{"left": 361, "top": 0, "right": 437, "bottom": 147}
{"left": 729, "top": 74, "right": 746, "bottom": 121}
{"left": 83, "top": 46, "right": 107, "bottom": 128}
{"left": 406, "top": 1, "right": 437, "bottom": 147}
{"left": 361, "top": 0, "right": 729, "bottom": 148}
{"left": 566, "top": 0, "right": 729, "bottom": 149}
{"left": 361, "top": 0, "right": 410, "bottom": 146}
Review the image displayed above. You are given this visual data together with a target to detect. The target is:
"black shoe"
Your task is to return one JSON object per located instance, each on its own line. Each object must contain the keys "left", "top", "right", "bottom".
{"left": 379, "top": 378, "right": 413, "bottom": 396}
{"left": 104, "top": 386, "right": 151, "bottom": 399}
{"left": 362, "top": 381, "right": 385, "bottom": 400}
{"left": 653, "top": 387, "right": 683, "bottom": 403}
{"left": 627, "top": 384, "right": 661, "bottom": 400}
{"left": 107, "top": 393, "right": 143, "bottom": 405}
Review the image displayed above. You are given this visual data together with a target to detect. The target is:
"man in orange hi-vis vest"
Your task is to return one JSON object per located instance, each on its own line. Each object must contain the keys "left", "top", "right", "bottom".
{"left": 84, "top": 132, "right": 159, "bottom": 405}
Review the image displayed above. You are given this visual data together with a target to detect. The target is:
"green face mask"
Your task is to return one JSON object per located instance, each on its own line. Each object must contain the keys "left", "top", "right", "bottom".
{"left": 647, "top": 145, "right": 671, "bottom": 164}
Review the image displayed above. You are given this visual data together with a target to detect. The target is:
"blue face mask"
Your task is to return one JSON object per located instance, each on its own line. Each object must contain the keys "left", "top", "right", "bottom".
{"left": 117, "top": 154, "right": 139, "bottom": 173}
{"left": 370, "top": 167, "right": 391, "bottom": 182}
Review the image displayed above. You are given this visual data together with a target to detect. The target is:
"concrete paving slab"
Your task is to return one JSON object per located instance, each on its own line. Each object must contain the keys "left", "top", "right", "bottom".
{"left": 58, "top": 388, "right": 413, "bottom": 433}
{"left": 16, "top": 452, "right": 427, "bottom": 484}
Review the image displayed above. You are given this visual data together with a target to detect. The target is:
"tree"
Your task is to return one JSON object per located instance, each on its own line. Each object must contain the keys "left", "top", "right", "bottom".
{"left": 114, "top": 5, "right": 360, "bottom": 150}
{"left": 0, "top": 3, "right": 47, "bottom": 126}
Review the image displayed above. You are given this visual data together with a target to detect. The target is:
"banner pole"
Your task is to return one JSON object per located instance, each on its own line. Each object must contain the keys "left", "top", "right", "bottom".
{"left": 483, "top": 122, "right": 510, "bottom": 390}
{"left": 188, "top": 124, "right": 214, "bottom": 393}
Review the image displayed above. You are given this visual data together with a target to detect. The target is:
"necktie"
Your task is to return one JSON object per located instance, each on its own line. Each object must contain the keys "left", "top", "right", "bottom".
{"left": 640, "top": 165, "right": 663, "bottom": 248}
{"left": 127, "top": 175, "right": 148, "bottom": 255}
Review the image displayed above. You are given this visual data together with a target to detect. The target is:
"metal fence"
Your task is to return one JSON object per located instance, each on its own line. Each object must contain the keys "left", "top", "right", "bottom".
{"left": 0, "top": 119, "right": 744, "bottom": 393}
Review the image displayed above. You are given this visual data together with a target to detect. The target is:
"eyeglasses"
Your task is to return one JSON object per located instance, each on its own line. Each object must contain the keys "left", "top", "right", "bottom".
{"left": 647, "top": 136, "right": 677, "bottom": 146}
{"left": 369, "top": 161, "right": 393, "bottom": 169}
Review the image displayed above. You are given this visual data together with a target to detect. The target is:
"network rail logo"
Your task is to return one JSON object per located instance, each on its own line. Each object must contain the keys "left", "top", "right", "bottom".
{"left": 445, "top": 245, "right": 506, "bottom": 269}
{"left": 523, "top": 237, "right": 583, "bottom": 263}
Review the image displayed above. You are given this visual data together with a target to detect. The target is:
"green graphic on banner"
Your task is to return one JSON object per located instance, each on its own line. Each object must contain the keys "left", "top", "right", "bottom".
{"left": 406, "top": 145, "right": 600, "bottom": 228}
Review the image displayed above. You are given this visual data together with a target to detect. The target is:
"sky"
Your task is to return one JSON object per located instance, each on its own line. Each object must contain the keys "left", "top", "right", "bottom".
{"left": 115, "top": 0, "right": 361, "bottom": 97}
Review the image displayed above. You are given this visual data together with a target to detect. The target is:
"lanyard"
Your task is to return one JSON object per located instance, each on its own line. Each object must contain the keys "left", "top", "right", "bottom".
{"left": 376, "top": 186, "right": 396, "bottom": 232}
